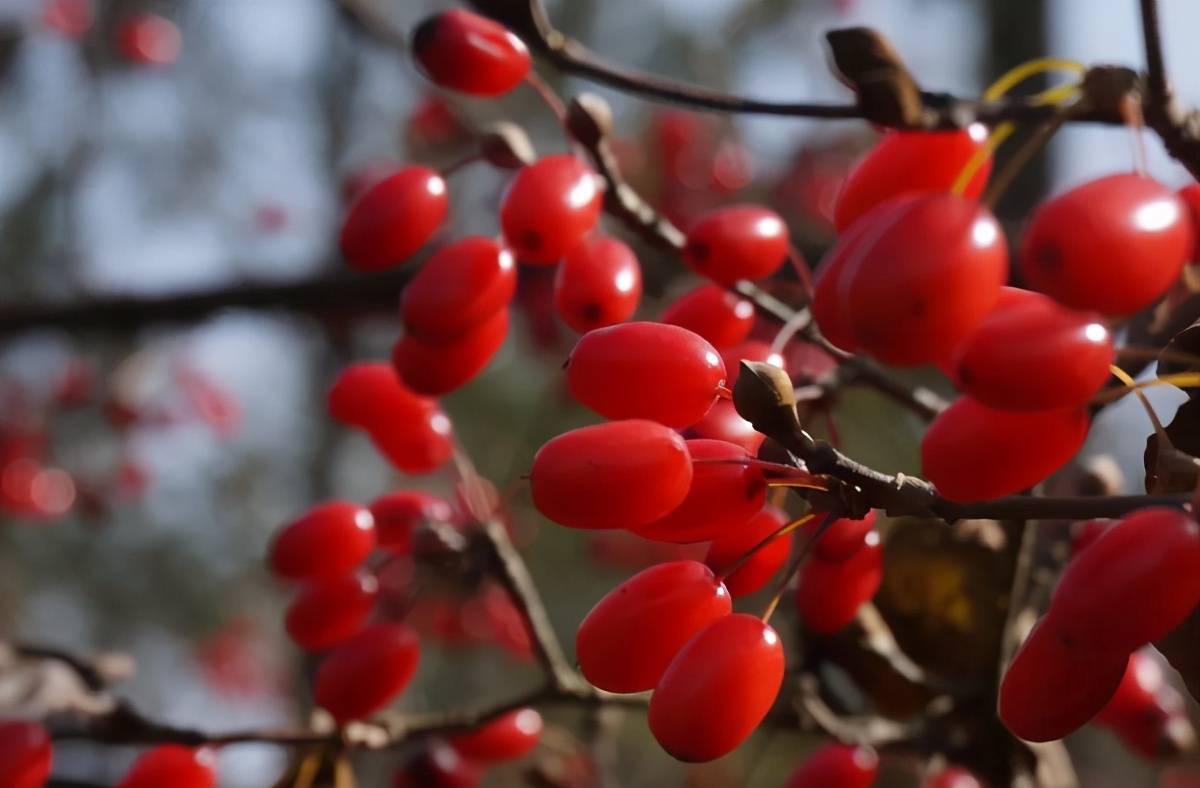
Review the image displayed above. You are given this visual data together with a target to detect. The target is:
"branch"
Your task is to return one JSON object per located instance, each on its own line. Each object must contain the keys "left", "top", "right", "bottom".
{"left": 1139, "top": 0, "right": 1169, "bottom": 112}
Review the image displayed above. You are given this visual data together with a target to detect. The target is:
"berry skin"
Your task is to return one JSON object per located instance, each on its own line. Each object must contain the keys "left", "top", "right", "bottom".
{"left": 1096, "top": 649, "right": 1191, "bottom": 759}
{"left": 340, "top": 167, "right": 448, "bottom": 272}
{"left": 411, "top": 9, "right": 531, "bottom": 97}
{"left": 683, "top": 205, "right": 790, "bottom": 285}
{"left": 0, "top": 720, "right": 52, "bottom": 788}
{"left": 553, "top": 235, "right": 643, "bottom": 333}
{"left": 921, "top": 398, "right": 1089, "bottom": 502}
{"left": 369, "top": 491, "right": 455, "bottom": 554}
{"left": 500, "top": 156, "right": 603, "bottom": 264}
{"left": 719, "top": 339, "right": 784, "bottom": 387}
{"left": 950, "top": 287, "right": 1114, "bottom": 411}
{"left": 118, "top": 746, "right": 216, "bottom": 788}
{"left": 400, "top": 237, "right": 517, "bottom": 344}
{"left": 837, "top": 193, "right": 1008, "bottom": 366}
{"left": 450, "top": 708, "right": 543, "bottom": 761}
{"left": 925, "top": 766, "right": 986, "bottom": 788}
{"left": 566, "top": 322, "right": 725, "bottom": 428}
{"left": 268, "top": 501, "right": 375, "bottom": 581}
{"left": 810, "top": 509, "right": 878, "bottom": 562}
{"left": 117, "top": 13, "right": 181, "bottom": 66}
{"left": 704, "top": 505, "right": 791, "bottom": 597}
{"left": 795, "top": 530, "right": 882, "bottom": 634}
{"left": 1070, "top": 518, "right": 1113, "bottom": 555}
{"left": 833, "top": 127, "right": 991, "bottom": 231}
{"left": 1020, "top": 174, "right": 1193, "bottom": 315}
{"left": 530, "top": 420, "right": 693, "bottom": 530}
{"left": 315, "top": 622, "right": 420, "bottom": 722}
{"left": 633, "top": 439, "right": 766, "bottom": 544}
{"left": 392, "top": 307, "right": 509, "bottom": 396}
{"left": 785, "top": 742, "right": 879, "bottom": 788}
{"left": 1178, "top": 182, "right": 1200, "bottom": 260}
{"left": 394, "top": 742, "right": 481, "bottom": 788}
{"left": 661, "top": 283, "right": 756, "bottom": 349}
{"left": 689, "top": 398, "right": 765, "bottom": 454}
{"left": 575, "top": 560, "right": 731, "bottom": 693}
{"left": 647, "top": 613, "right": 785, "bottom": 762}
{"left": 285, "top": 572, "right": 378, "bottom": 652}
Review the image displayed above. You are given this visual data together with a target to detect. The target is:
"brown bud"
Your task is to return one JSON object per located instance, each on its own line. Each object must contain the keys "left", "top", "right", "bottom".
{"left": 733, "top": 360, "right": 800, "bottom": 437}
{"left": 566, "top": 93, "right": 613, "bottom": 146}
{"left": 480, "top": 122, "right": 536, "bottom": 169}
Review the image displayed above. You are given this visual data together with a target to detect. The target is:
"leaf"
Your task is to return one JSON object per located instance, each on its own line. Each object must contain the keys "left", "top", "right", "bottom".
{"left": 1143, "top": 396, "right": 1200, "bottom": 493}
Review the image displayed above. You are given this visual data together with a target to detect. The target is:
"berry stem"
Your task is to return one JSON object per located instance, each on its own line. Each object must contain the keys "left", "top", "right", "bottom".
{"left": 760, "top": 512, "right": 837, "bottom": 624}
{"left": 717, "top": 512, "right": 815, "bottom": 585}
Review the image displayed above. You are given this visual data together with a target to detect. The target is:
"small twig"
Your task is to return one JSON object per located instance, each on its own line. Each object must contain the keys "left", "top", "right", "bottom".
{"left": 1138, "top": 0, "right": 1169, "bottom": 112}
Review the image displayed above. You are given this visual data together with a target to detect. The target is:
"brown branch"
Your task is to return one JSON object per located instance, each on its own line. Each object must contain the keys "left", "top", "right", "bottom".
{"left": 1139, "top": 0, "right": 1169, "bottom": 112}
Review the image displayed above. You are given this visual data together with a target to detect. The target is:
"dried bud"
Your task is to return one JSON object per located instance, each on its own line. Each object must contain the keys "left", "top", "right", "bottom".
{"left": 566, "top": 93, "right": 613, "bottom": 146}
{"left": 733, "top": 360, "right": 800, "bottom": 437}
{"left": 481, "top": 122, "right": 536, "bottom": 169}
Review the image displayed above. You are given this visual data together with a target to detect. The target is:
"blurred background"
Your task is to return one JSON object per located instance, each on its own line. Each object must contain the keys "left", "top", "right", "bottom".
{"left": 1, "top": 0, "right": 1199, "bottom": 785}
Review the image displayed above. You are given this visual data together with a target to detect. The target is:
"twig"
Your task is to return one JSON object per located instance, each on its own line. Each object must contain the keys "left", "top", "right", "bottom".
{"left": 1138, "top": 0, "right": 1169, "bottom": 112}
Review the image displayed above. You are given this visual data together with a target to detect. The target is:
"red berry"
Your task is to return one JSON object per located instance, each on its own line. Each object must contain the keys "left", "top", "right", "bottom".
{"left": 500, "top": 156, "right": 603, "bottom": 264}
{"left": 1070, "top": 518, "right": 1113, "bottom": 556}
{"left": 315, "top": 622, "right": 420, "bottom": 722}
{"left": 951, "top": 287, "right": 1114, "bottom": 410}
{"left": 661, "top": 283, "right": 755, "bottom": 349}
{"left": 401, "top": 238, "right": 517, "bottom": 344}
{"left": 1020, "top": 174, "right": 1192, "bottom": 315}
{"left": 392, "top": 307, "right": 509, "bottom": 396}
{"left": 683, "top": 205, "right": 789, "bottom": 285}
{"left": 705, "top": 506, "right": 791, "bottom": 597}
{"left": 369, "top": 491, "right": 455, "bottom": 554}
{"left": 921, "top": 398, "right": 1089, "bottom": 501}
{"left": 411, "top": 9, "right": 531, "bottom": 97}
{"left": 530, "top": 420, "right": 693, "bottom": 530}
{"left": 1096, "top": 649, "right": 1188, "bottom": 759}
{"left": 648, "top": 614, "right": 785, "bottom": 762}
{"left": 268, "top": 501, "right": 375, "bottom": 581}
{"left": 117, "top": 13, "right": 181, "bottom": 66}
{"left": 394, "top": 743, "right": 481, "bottom": 788}
{"left": 118, "top": 746, "right": 215, "bottom": 788}
{"left": 689, "top": 398, "right": 765, "bottom": 454}
{"left": 795, "top": 530, "right": 882, "bottom": 633}
{"left": 328, "top": 362, "right": 418, "bottom": 428}
{"left": 0, "top": 720, "right": 51, "bottom": 788}
{"left": 837, "top": 193, "right": 1007, "bottom": 366}
{"left": 43, "top": 0, "right": 93, "bottom": 38}
{"left": 719, "top": 340, "right": 784, "bottom": 387}
{"left": 553, "top": 235, "right": 642, "bottom": 332}
{"left": 285, "top": 572, "right": 378, "bottom": 652}
{"left": 1178, "top": 182, "right": 1200, "bottom": 260}
{"left": 340, "top": 167, "right": 448, "bottom": 271}
{"left": 998, "top": 614, "right": 1128, "bottom": 742}
{"left": 811, "top": 509, "right": 878, "bottom": 562}
{"left": 785, "top": 742, "right": 879, "bottom": 788}
{"left": 566, "top": 322, "right": 725, "bottom": 428}
{"left": 633, "top": 439, "right": 766, "bottom": 544}
{"left": 450, "top": 708, "right": 543, "bottom": 761}
{"left": 833, "top": 127, "right": 991, "bottom": 231}
{"left": 925, "top": 766, "right": 986, "bottom": 788}
{"left": 341, "top": 159, "right": 399, "bottom": 204}
{"left": 575, "top": 560, "right": 731, "bottom": 693}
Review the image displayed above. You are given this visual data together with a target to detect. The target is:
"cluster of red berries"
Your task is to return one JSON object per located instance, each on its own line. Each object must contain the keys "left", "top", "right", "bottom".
{"left": 41, "top": 1, "right": 181, "bottom": 66}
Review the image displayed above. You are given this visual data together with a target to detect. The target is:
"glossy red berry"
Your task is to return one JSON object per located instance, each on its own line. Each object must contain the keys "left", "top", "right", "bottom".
{"left": 0, "top": 720, "right": 51, "bottom": 788}
{"left": 811, "top": 509, "right": 878, "bottom": 562}
{"left": 500, "top": 156, "right": 603, "bottom": 264}
{"left": 785, "top": 742, "right": 879, "bottom": 788}
{"left": 648, "top": 614, "right": 785, "bottom": 762}
{"left": 1179, "top": 182, "right": 1200, "bottom": 260}
{"left": 117, "top": 13, "right": 181, "bottom": 66}
{"left": 633, "top": 439, "right": 766, "bottom": 544}
{"left": 837, "top": 193, "right": 1007, "bottom": 365}
{"left": 925, "top": 766, "right": 986, "bottom": 788}
{"left": 285, "top": 572, "right": 378, "bottom": 652}
{"left": 1020, "top": 174, "right": 1192, "bottom": 315}
{"left": 553, "top": 235, "right": 642, "bottom": 332}
{"left": 575, "top": 560, "right": 731, "bottom": 693}
{"left": 269, "top": 501, "right": 375, "bottom": 581}
{"left": 951, "top": 287, "right": 1114, "bottom": 410}
{"left": 118, "top": 746, "right": 215, "bottom": 788}
{"left": 567, "top": 322, "right": 725, "bottom": 428}
{"left": 833, "top": 127, "right": 991, "bottom": 231}
{"left": 369, "top": 491, "right": 455, "bottom": 554}
{"left": 998, "top": 614, "right": 1128, "bottom": 742}
{"left": 531, "top": 420, "right": 692, "bottom": 530}
{"left": 392, "top": 307, "right": 509, "bottom": 396}
{"left": 683, "top": 205, "right": 789, "bottom": 285}
{"left": 340, "top": 167, "right": 448, "bottom": 272}
{"left": 921, "top": 398, "right": 1089, "bottom": 502}
{"left": 394, "top": 743, "right": 481, "bottom": 788}
{"left": 315, "top": 622, "right": 420, "bottom": 722}
{"left": 1096, "top": 649, "right": 1190, "bottom": 759}
{"left": 411, "top": 9, "right": 531, "bottom": 97}
{"left": 1070, "top": 518, "right": 1113, "bottom": 556}
{"left": 796, "top": 530, "right": 882, "bottom": 633}
{"left": 401, "top": 238, "right": 517, "bottom": 344}
{"left": 661, "top": 283, "right": 755, "bottom": 349}
{"left": 450, "top": 708, "right": 543, "bottom": 761}
{"left": 689, "top": 398, "right": 765, "bottom": 454}
{"left": 705, "top": 506, "right": 791, "bottom": 597}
